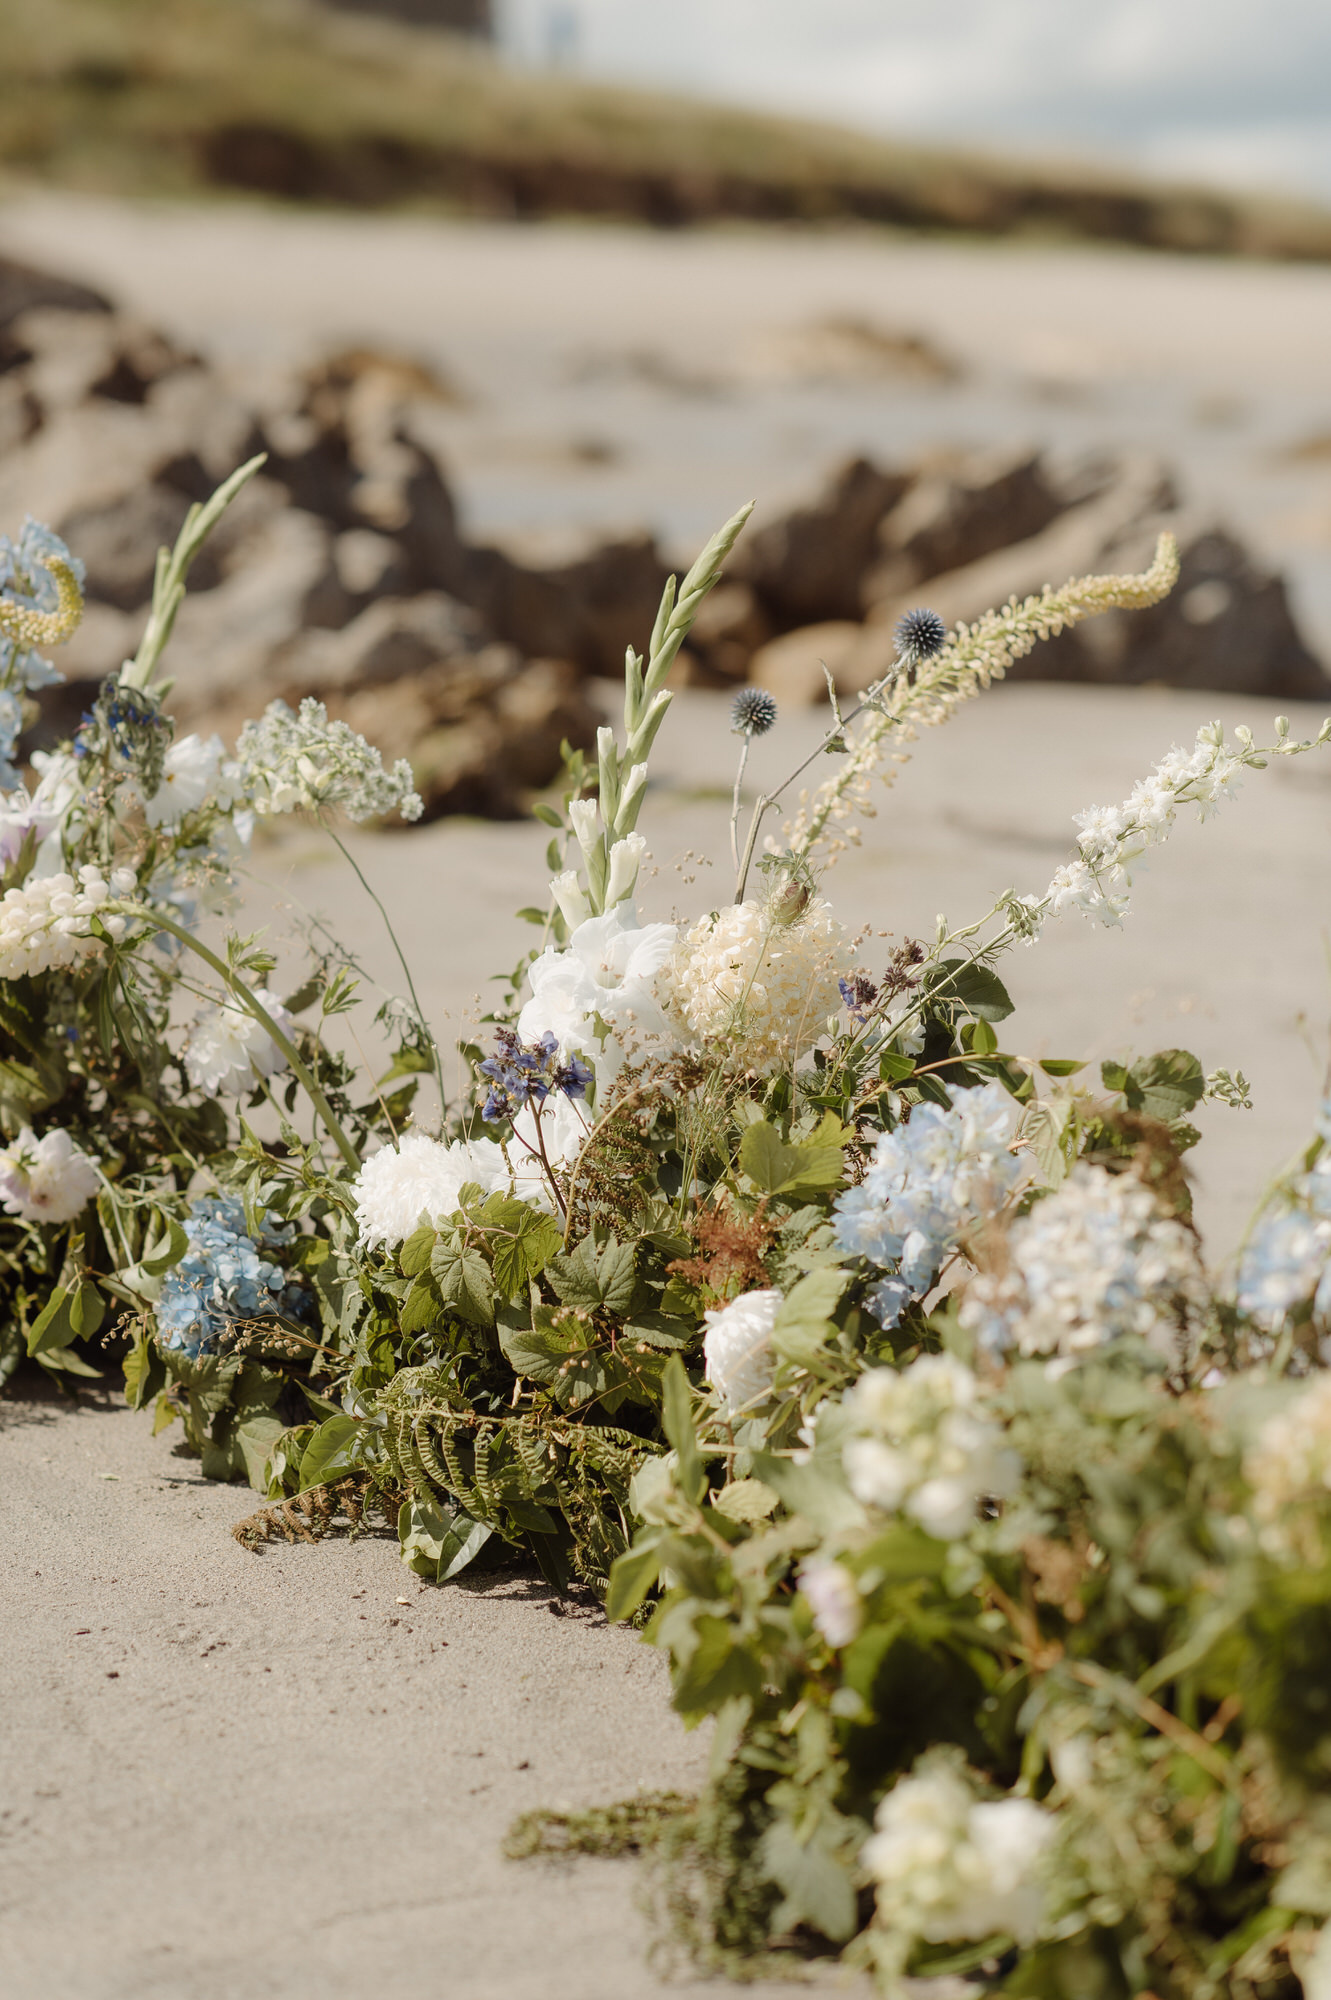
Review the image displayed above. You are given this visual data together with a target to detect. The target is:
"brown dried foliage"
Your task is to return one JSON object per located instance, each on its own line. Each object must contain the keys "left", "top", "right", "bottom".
{"left": 668, "top": 1199, "right": 774, "bottom": 1305}
{"left": 231, "top": 1474, "right": 403, "bottom": 1552}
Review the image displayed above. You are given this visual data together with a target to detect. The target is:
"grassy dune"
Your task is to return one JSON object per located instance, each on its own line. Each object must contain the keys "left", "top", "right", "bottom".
{"left": 6, "top": 0, "right": 1331, "bottom": 257}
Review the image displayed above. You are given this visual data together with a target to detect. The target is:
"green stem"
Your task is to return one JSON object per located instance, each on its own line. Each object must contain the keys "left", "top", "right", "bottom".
{"left": 326, "top": 825, "right": 447, "bottom": 1120}
{"left": 113, "top": 905, "right": 360, "bottom": 1171}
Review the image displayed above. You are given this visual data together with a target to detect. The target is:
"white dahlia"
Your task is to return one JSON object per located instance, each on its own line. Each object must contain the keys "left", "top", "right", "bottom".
{"left": 703, "top": 1287, "right": 782, "bottom": 1416}
{"left": 352, "top": 1131, "right": 509, "bottom": 1251}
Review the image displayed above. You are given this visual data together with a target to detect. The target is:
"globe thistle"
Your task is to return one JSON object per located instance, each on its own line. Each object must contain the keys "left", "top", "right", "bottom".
{"left": 730, "top": 687, "right": 778, "bottom": 736}
{"left": 894, "top": 607, "right": 948, "bottom": 663}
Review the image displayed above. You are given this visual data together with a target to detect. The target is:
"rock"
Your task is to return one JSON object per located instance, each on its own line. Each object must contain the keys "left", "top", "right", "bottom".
{"left": 465, "top": 526, "right": 670, "bottom": 678}
{"left": 0, "top": 256, "right": 110, "bottom": 343}
{"left": 680, "top": 580, "right": 772, "bottom": 685}
{"left": 737, "top": 317, "right": 959, "bottom": 387}
{"left": 863, "top": 446, "right": 1068, "bottom": 606}
{"left": 58, "top": 484, "right": 194, "bottom": 612}
{"left": 732, "top": 457, "right": 911, "bottom": 627}
{"left": 270, "top": 590, "right": 491, "bottom": 700}
{"left": 744, "top": 621, "right": 863, "bottom": 708}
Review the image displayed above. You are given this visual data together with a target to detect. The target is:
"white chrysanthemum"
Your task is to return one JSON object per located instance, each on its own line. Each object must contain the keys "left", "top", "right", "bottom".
{"left": 663, "top": 896, "right": 846, "bottom": 1074}
{"left": 864, "top": 1757, "right": 1054, "bottom": 1949}
{"left": 798, "top": 1559, "right": 862, "bottom": 1649}
{"left": 184, "top": 986, "right": 294, "bottom": 1098}
{"left": 703, "top": 1287, "right": 781, "bottom": 1416}
{"left": 518, "top": 904, "right": 678, "bottom": 1074}
{"left": 143, "top": 733, "right": 237, "bottom": 829}
{"left": 960, "top": 1164, "right": 1208, "bottom": 1369}
{"left": 842, "top": 1353, "right": 1019, "bottom": 1541}
{"left": 352, "top": 1130, "right": 509, "bottom": 1251}
{"left": 0, "top": 866, "right": 128, "bottom": 979}
{"left": 0, "top": 1125, "right": 99, "bottom": 1225}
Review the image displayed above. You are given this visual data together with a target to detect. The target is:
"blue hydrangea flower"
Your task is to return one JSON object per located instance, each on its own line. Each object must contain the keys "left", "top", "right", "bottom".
{"left": 1235, "top": 1102, "right": 1331, "bottom": 1334}
{"left": 833, "top": 1082, "right": 1025, "bottom": 1326}
{"left": 154, "top": 1196, "right": 307, "bottom": 1358}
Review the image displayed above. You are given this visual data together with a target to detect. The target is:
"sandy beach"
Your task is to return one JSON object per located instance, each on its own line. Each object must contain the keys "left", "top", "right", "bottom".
{"left": 2, "top": 195, "right": 1331, "bottom": 1999}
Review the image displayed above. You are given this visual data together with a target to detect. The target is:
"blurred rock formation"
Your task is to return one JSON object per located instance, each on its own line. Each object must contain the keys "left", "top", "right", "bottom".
{"left": 0, "top": 251, "right": 1323, "bottom": 830}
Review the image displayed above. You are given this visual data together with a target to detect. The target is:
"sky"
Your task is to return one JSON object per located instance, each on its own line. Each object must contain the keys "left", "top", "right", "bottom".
{"left": 495, "top": 0, "right": 1331, "bottom": 205}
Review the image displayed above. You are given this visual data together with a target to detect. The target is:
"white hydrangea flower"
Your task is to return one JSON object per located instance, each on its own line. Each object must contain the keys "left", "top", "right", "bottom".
{"left": 235, "top": 698, "right": 422, "bottom": 822}
{"left": 183, "top": 986, "right": 294, "bottom": 1098}
{"left": 352, "top": 1130, "right": 510, "bottom": 1251}
{"left": 841, "top": 1353, "right": 1019, "bottom": 1541}
{"left": 143, "top": 733, "right": 238, "bottom": 829}
{"left": 663, "top": 895, "right": 846, "bottom": 1075}
{"left": 518, "top": 904, "right": 677, "bottom": 1072}
{"left": 798, "top": 1559, "right": 862, "bottom": 1649}
{"left": 0, "top": 1125, "right": 99, "bottom": 1225}
{"left": 864, "top": 1757, "right": 1055, "bottom": 1949}
{"left": 960, "top": 1164, "right": 1208, "bottom": 1369}
{"left": 703, "top": 1287, "right": 781, "bottom": 1416}
{"left": 0, "top": 865, "right": 128, "bottom": 979}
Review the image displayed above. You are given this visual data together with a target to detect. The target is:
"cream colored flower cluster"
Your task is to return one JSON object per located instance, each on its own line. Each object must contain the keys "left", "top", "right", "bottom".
{"left": 0, "top": 865, "right": 131, "bottom": 980}
{"left": 661, "top": 896, "right": 845, "bottom": 1074}
{"left": 1245, "top": 1374, "right": 1331, "bottom": 1551}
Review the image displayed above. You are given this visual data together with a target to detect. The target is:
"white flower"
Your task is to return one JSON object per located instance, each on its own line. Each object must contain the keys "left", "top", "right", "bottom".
{"left": 143, "top": 734, "right": 236, "bottom": 829}
{"left": 235, "top": 698, "right": 422, "bottom": 822}
{"left": 183, "top": 986, "right": 294, "bottom": 1097}
{"left": 352, "top": 1130, "right": 509, "bottom": 1251}
{"left": 551, "top": 871, "right": 592, "bottom": 931}
{"left": 0, "top": 750, "right": 81, "bottom": 870}
{"left": 604, "top": 832, "right": 647, "bottom": 910}
{"left": 842, "top": 1353, "right": 1019, "bottom": 1541}
{"left": 703, "top": 1287, "right": 781, "bottom": 1415}
{"left": 799, "top": 1559, "right": 862, "bottom": 1648}
{"left": 508, "top": 1090, "right": 591, "bottom": 1210}
{"left": 662, "top": 895, "right": 846, "bottom": 1075}
{"left": 0, "top": 1125, "right": 99, "bottom": 1225}
{"left": 863, "top": 1757, "right": 1054, "bottom": 1950}
{"left": 1302, "top": 1924, "right": 1331, "bottom": 2000}
{"left": 960, "top": 1165, "right": 1208, "bottom": 1369}
{"left": 519, "top": 904, "right": 677, "bottom": 1071}
{"left": 0, "top": 866, "right": 125, "bottom": 979}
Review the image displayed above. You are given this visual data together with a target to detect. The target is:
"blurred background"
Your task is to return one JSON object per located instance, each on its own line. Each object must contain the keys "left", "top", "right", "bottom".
{"left": 1, "top": 0, "right": 1330, "bottom": 1250}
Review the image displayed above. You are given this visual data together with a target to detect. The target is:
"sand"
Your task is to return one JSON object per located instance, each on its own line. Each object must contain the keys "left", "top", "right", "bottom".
{"left": 2, "top": 194, "right": 1331, "bottom": 1998}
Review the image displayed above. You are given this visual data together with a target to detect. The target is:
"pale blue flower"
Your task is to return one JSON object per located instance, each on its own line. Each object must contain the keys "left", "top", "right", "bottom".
{"left": 155, "top": 1196, "right": 305, "bottom": 1358}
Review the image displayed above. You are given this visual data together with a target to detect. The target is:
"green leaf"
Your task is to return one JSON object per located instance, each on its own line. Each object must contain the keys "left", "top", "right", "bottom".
{"left": 399, "top": 1225, "right": 437, "bottom": 1278}
{"left": 68, "top": 1280, "right": 105, "bottom": 1340}
{"left": 772, "top": 1268, "right": 849, "bottom": 1367}
{"left": 672, "top": 1614, "right": 762, "bottom": 1715}
{"left": 966, "top": 1017, "right": 999, "bottom": 1055}
{"left": 489, "top": 1208, "right": 563, "bottom": 1299}
{"left": 299, "top": 1414, "right": 366, "bottom": 1489}
{"left": 739, "top": 1118, "right": 846, "bottom": 1198}
{"left": 606, "top": 1539, "right": 662, "bottom": 1622}
{"left": 123, "top": 1335, "right": 164, "bottom": 1411}
{"left": 1038, "top": 1058, "right": 1086, "bottom": 1078}
{"left": 1120, "top": 1047, "right": 1207, "bottom": 1123}
{"left": 878, "top": 1050, "right": 916, "bottom": 1083}
{"left": 927, "top": 959, "right": 1015, "bottom": 1022}
{"left": 399, "top": 1276, "right": 444, "bottom": 1336}
{"left": 548, "top": 1235, "right": 637, "bottom": 1315}
{"left": 713, "top": 1478, "right": 779, "bottom": 1523}
{"left": 26, "top": 1285, "right": 74, "bottom": 1358}
{"left": 140, "top": 1219, "right": 189, "bottom": 1278}
{"left": 235, "top": 1414, "right": 285, "bottom": 1491}
{"left": 430, "top": 1235, "right": 495, "bottom": 1328}
{"left": 761, "top": 1818, "right": 858, "bottom": 1944}
{"left": 397, "top": 1497, "right": 492, "bottom": 1581}
{"left": 496, "top": 1311, "right": 584, "bottom": 1383}
{"left": 532, "top": 802, "right": 564, "bottom": 828}
{"left": 436, "top": 1509, "right": 494, "bottom": 1581}
{"left": 661, "top": 1354, "right": 705, "bottom": 1505}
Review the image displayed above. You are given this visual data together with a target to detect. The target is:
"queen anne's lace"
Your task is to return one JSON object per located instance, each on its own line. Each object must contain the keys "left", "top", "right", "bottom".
{"left": 662, "top": 896, "right": 845, "bottom": 1075}
{"left": 0, "top": 865, "right": 131, "bottom": 979}
{"left": 235, "top": 698, "right": 422, "bottom": 822}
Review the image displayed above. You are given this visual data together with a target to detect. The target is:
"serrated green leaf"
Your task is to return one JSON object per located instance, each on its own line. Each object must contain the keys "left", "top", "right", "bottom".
{"left": 672, "top": 1614, "right": 762, "bottom": 1715}
{"left": 496, "top": 1312, "right": 584, "bottom": 1383}
{"left": 761, "top": 1818, "right": 858, "bottom": 1943}
{"left": 740, "top": 1119, "right": 846, "bottom": 1198}
{"left": 399, "top": 1224, "right": 437, "bottom": 1278}
{"left": 714, "top": 1478, "right": 779, "bottom": 1522}
{"left": 1124, "top": 1047, "right": 1207, "bottom": 1122}
{"left": 548, "top": 1235, "right": 637, "bottom": 1315}
{"left": 430, "top": 1237, "right": 495, "bottom": 1327}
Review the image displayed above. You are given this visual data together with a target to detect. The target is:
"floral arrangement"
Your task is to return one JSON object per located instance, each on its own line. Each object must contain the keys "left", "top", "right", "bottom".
{"left": 6, "top": 457, "right": 1331, "bottom": 1995}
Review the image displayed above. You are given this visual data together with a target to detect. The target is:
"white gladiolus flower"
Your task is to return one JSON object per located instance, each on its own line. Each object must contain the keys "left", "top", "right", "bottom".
{"left": 351, "top": 1130, "right": 509, "bottom": 1250}
{"left": 864, "top": 1759, "right": 1054, "bottom": 1949}
{"left": 662, "top": 895, "right": 846, "bottom": 1075}
{"left": 184, "top": 986, "right": 295, "bottom": 1098}
{"left": 518, "top": 904, "right": 677, "bottom": 1071}
{"left": 703, "top": 1288, "right": 781, "bottom": 1415}
{"left": 799, "top": 1559, "right": 862, "bottom": 1649}
{"left": 143, "top": 734, "right": 236, "bottom": 829}
{"left": 842, "top": 1353, "right": 1019, "bottom": 1541}
{"left": 0, "top": 1125, "right": 99, "bottom": 1225}
{"left": 603, "top": 832, "right": 647, "bottom": 910}
{"left": 551, "top": 870, "right": 592, "bottom": 931}
{"left": 568, "top": 797, "right": 600, "bottom": 854}
{"left": 0, "top": 866, "right": 126, "bottom": 979}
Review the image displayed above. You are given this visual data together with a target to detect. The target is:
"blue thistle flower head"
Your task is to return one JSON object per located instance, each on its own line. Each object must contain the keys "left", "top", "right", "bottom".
{"left": 894, "top": 608, "right": 948, "bottom": 663}
{"left": 731, "top": 687, "right": 778, "bottom": 736}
